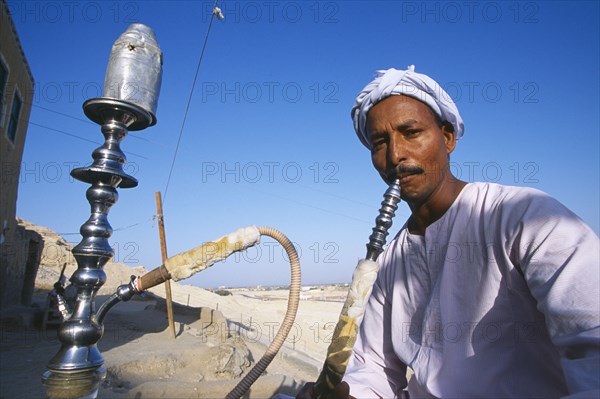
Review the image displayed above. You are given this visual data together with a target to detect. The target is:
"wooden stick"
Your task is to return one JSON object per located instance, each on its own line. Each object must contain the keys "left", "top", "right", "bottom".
{"left": 155, "top": 191, "right": 176, "bottom": 339}
{"left": 138, "top": 264, "right": 170, "bottom": 291}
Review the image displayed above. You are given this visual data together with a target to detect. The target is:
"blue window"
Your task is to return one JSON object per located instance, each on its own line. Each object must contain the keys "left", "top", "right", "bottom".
{"left": 7, "top": 91, "right": 21, "bottom": 143}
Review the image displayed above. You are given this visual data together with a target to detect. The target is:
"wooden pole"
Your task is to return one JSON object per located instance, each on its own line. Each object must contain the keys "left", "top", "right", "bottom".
{"left": 155, "top": 191, "right": 176, "bottom": 338}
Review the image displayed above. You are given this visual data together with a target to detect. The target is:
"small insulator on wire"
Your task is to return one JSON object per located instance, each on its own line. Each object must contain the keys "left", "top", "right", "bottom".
{"left": 213, "top": 6, "right": 224, "bottom": 20}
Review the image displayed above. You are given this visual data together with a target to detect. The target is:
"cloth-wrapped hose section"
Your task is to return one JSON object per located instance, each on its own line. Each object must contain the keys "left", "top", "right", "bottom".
{"left": 137, "top": 226, "right": 261, "bottom": 291}
{"left": 313, "top": 259, "right": 380, "bottom": 396}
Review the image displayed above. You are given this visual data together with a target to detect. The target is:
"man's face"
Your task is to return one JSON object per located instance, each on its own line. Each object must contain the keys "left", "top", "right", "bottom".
{"left": 367, "top": 95, "right": 457, "bottom": 204}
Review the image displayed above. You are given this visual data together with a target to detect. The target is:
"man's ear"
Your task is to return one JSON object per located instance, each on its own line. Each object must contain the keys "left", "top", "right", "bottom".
{"left": 441, "top": 122, "right": 457, "bottom": 154}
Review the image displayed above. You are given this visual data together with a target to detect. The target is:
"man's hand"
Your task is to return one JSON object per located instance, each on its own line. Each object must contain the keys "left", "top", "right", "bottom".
{"left": 296, "top": 383, "right": 315, "bottom": 399}
{"left": 295, "top": 382, "right": 355, "bottom": 399}
{"left": 334, "top": 382, "right": 354, "bottom": 399}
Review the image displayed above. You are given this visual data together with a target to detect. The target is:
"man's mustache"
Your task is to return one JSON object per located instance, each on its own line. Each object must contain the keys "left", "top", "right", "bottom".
{"left": 386, "top": 165, "right": 425, "bottom": 181}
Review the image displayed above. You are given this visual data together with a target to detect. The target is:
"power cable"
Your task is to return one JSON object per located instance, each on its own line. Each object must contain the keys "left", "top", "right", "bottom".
{"left": 31, "top": 103, "right": 160, "bottom": 145}
{"left": 58, "top": 217, "right": 155, "bottom": 237}
{"left": 162, "top": 0, "right": 221, "bottom": 204}
{"left": 32, "top": 104, "right": 95, "bottom": 125}
{"left": 29, "top": 122, "right": 148, "bottom": 160}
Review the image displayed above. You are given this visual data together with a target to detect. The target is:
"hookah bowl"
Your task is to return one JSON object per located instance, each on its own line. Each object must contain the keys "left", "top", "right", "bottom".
{"left": 42, "top": 23, "right": 162, "bottom": 399}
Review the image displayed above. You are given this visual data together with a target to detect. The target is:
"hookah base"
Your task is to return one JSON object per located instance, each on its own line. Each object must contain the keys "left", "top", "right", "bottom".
{"left": 42, "top": 368, "right": 106, "bottom": 399}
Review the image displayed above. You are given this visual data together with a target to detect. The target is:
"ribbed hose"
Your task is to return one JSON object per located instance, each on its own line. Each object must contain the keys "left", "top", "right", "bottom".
{"left": 225, "top": 226, "right": 302, "bottom": 399}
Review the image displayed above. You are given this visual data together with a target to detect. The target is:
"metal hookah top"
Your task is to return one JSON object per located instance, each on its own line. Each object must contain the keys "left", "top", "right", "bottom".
{"left": 84, "top": 23, "right": 163, "bottom": 130}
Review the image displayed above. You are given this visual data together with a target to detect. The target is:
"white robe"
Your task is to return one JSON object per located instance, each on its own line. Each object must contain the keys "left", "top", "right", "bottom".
{"left": 344, "top": 182, "right": 599, "bottom": 398}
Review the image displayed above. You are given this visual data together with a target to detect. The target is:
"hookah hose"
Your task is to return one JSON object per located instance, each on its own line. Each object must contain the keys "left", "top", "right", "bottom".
{"left": 313, "top": 179, "right": 401, "bottom": 398}
{"left": 133, "top": 226, "right": 301, "bottom": 399}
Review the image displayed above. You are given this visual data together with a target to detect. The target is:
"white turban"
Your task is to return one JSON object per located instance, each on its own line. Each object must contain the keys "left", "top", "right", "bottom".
{"left": 351, "top": 66, "right": 464, "bottom": 149}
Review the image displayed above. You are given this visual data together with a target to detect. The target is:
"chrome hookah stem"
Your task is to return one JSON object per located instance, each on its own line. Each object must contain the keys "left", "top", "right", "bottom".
{"left": 47, "top": 117, "right": 136, "bottom": 372}
{"left": 365, "top": 179, "right": 401, "bottom": 261}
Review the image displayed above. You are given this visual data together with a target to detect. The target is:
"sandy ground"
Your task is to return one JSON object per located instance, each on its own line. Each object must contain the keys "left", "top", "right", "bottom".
{"left": 0, "top": 281, "right": 346, "bottom": 399}
{"left": 1, "top": 221, "right": 351, "bottom": 398}
{"left": 152, "top": 284, "right": 346, "bottom": 364}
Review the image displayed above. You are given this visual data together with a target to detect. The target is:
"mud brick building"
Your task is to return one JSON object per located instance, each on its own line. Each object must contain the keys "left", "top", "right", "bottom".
{"left": 0, "top": 0, "right": 40, "bottom": 309}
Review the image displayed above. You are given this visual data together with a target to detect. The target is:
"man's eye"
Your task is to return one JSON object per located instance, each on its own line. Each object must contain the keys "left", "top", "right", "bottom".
{"left": 371, "top": 138, "right": 386, "bottom": 150}
{"left": 405, "top": 129, "right": 421, "bottom": 136}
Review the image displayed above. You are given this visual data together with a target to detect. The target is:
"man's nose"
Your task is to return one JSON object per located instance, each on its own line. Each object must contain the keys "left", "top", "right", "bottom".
{"left": 387, "top": 135, "right": 407, "bottom": 167}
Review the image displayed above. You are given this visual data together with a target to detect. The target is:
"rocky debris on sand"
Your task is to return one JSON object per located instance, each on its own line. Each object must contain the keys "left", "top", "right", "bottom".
{"left": 19, "top": 218, "right": 148, "bottom": 295}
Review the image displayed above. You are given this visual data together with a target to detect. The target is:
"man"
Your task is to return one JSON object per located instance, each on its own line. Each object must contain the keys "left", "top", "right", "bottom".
{"left": 299, "top": 66, "right": 599, "bottom": 398}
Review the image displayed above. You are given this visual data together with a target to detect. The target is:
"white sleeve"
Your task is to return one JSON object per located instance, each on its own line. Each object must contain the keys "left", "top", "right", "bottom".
{"left": 343, "top": 261, "right": 408, "bottom": 398}
{"left": 512, "top": 192, "right": 600, "bottom": 398}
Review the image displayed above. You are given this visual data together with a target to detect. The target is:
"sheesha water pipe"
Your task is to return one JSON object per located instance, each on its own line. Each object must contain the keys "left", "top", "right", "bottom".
{"left": 42, "top": 23, "right": 163, "bottom": 399}
{"left": 41, "top": 24, "right": 301, "bottom": 399}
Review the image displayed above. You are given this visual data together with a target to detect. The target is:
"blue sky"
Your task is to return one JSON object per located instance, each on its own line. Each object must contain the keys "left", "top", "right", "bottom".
{"left": 10, "top": 0, "right": 599, "bottom": 288}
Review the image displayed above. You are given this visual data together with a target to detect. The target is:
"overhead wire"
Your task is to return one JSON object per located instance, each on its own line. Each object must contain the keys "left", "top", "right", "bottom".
{"left": 162, "top": 0, "right": 221, "bottom": 204}
{"left": 31, "top": 103, "right": 164, "bottom": 145}
{"left": 57, "top": 217, "right": 155, "bottom": 237}
{"left": 29, "top": 122, "right": 149, "bottom": 160}
{"left": 32, "top": 104, "right": 95, "bottom": 125}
